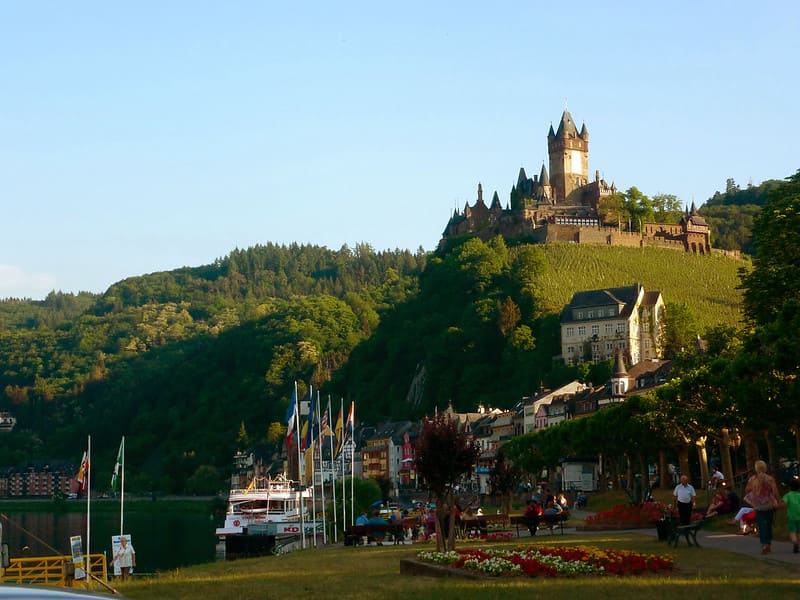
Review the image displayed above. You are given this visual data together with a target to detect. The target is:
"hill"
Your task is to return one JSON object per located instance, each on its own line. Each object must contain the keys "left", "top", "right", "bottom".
{"left": 535, "top": 244, "right": 745, "bottom": 331}
{"left": 0, "top": 240, "right": 745, "bottom": 493}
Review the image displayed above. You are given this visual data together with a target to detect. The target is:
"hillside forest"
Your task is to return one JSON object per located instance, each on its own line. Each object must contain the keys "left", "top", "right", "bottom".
{"left": 0, "top": 175, "right": 791, "bottom": 494}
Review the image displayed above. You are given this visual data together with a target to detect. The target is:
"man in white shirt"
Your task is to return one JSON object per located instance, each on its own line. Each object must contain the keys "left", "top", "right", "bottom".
{"left": 673, "top": 475, "right": 696, "bottom": 525}
{"left": 708, "top": 467, "right": 725, "bottom": 488}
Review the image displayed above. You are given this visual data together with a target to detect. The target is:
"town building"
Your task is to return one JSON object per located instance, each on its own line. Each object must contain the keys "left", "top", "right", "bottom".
{"left": 0, "top": 461, "right": 75, "bottom": 498}
{"left": 560, "top": 283, "right": 665, "bottom": 366}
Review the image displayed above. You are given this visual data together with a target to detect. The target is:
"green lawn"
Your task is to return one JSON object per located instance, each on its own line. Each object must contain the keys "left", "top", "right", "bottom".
{"left": 115, "top": 529, "right": 797, "bottom": 600}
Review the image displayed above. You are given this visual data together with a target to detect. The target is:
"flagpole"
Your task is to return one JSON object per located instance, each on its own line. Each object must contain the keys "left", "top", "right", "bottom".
{"left": 339, "top": 399, "right": 346, "bottom": 534}
{"left": 350, "top": 401, "right": 355, "bottom": 526}
{"left": 120, "top": 436, "right": 125, "bottom": 536}
{"left": 86, "top": 434, "right": 91, "bottom": 588}
{"left": 316, "top": 392, "right": 326, "bottom": 545}
{"left": 330, "top": 397, "right": 338, "bottom": 544}
{"left": 295, "top": 382, "right": 305, "bottom": 549}
{"left": 309, "top": 438, "right": 317, "bottom": 547}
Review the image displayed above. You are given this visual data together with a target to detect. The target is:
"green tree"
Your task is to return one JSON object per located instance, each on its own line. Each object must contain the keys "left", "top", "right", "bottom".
{"left": 414, "top": 413, "right": 480, "bottom": 551}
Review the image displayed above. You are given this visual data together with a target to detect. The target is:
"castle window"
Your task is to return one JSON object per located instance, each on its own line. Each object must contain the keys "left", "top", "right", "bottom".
{"left": 577, "top": 326, "right": 586, "bottom": 336}
{"left": 606, "top": 343, "right": 613, "bottom": 351}
{"left": 597, "top": 309, "right": 604, "bottom": 317}
{"left": 591, "top": 325, "right": 599, "bottom": 336}
{"left": 587, "top": 311, "right": 594, "bottom": 319}
{"left": 605, "top": 323, "right": 613, "bottom": 334}
{"left": 567, "top": 346, "right": 574, "bottom": 354}
{"left": 616, "top": 322, "right": 624, "bottom": 333}
{"left": 576, "top": 311, "right": 583, "bottom": 319}
{"left": 566, "top": 327, "right": 574, "bottom": 337}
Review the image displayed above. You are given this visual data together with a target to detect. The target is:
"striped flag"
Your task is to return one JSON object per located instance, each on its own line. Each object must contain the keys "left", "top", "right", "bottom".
{"left": 320, "top": 399, "right": 333, "bottom": 438}
{"left": 76, "top": 450, "right": 89, "bottom": 494}
{"left": 301, "top": 388, "right": 315, "bottom": 452}
{"left": 333, "top": 401, "right": 344, "bottom": 459}
{"left": 285, "top": 384, "right": 298, "bottom": 449}
{"left": 345, "top": 401, "right": 354, "bottom": 442}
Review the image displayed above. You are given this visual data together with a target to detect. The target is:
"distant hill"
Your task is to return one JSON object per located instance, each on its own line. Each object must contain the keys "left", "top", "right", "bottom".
{"left": 699, "top": 177, "right": 785, "bottom": 255}
{"left": 0, "top": 239, "right": 745, "bottom": 493}
{"left": 329, "top": 240, "right": 745, "bottom": 424}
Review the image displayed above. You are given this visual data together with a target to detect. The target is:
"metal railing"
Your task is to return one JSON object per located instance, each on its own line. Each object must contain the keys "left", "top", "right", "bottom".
{"left": 2, "top": 553, "right": 108, "bottom": 587}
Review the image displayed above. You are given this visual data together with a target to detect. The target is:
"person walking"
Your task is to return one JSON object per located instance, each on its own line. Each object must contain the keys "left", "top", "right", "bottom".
{"left": 745, "top": 460, "right": 780, "bottom": 554}
{"left": 109, "top": 536, "right": 136, "bottom": 580}
{"left": 782, "top": 478, "right": 800, "bottom": 553}
{"left": 673, "top": 475, "right": 696, "bottom": 526}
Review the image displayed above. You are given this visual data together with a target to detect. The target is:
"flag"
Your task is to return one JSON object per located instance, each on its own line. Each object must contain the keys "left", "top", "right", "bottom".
{"left": 304, "top": 439, "right": 315, "bottom": 484}
{"left": 110, "top": 438, "right": 124, "bottom": 492}
{"left": 76, "top": 450, "right": 89, "bottom": 493}
{"left": 285, "top": 384, "right": 298, "bottom": 448}
{"left": 333, "top": 402, "right": 344, "bottom": 459}
{"left": 345, "top": 401, "right": 355, "bottom": 441}
{"left": 320, "top": 399, "right": 332, "bottom": 438}
{"left": 302, "top": 389, "right": 315, "bottom": 452}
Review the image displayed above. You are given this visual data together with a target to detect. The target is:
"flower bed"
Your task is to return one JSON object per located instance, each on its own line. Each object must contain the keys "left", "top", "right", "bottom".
{"left": 417, "top": 545, "right": 673, "bottom": 577}
{"left": 583, "top": 502, "right": 671, "bottom": 528}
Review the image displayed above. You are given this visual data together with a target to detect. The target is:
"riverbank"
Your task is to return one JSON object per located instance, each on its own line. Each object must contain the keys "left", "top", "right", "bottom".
{"left": 0, "top": 495, "right": 223, "bottom": 514}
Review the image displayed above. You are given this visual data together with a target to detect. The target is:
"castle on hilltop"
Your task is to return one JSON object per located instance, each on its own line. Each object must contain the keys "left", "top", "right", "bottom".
{"left": 441, "top": 111, "right": 712, "bottom": 255}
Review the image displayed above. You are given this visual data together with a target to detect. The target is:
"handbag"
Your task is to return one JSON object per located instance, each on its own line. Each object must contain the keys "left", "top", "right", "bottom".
{"left": 744, "top": 491, "right": 777, "bottom": 511}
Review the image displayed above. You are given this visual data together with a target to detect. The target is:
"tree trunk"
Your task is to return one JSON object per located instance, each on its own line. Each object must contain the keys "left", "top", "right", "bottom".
{"left": 743, "top": 430, "right": 759, "bottom": 473}
{"left": 695, "top": 436, "right": 709, "bottom": 507}
{"left": 447, "top": 490, "right": 457, "bottom": 551}
{"left": 719, "top": 428, "right": 734, "bottom": 483}
{"left": 765, "top": 431, "right": 778, "bottom": 474}
{"left": 678, "top": 444, "right": 690, "bottom": 481}
{"left": 625, "top": 454, "right": 633, "bottom": 491}
{"left": 658, "top": 449, "right": 668, "bottom": 490}
{"left": 434, "top": 501, "right": 446, "bottom": 552}
{"left": 696, "top": 435, "right": 709, "bottom": 488}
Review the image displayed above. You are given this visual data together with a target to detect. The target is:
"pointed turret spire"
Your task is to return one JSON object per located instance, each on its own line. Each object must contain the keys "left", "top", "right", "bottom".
{"left": 539, "top": 163, "right": 550, "bottom": 186}
{"left": 517, "top": 167, "right": 528, "bottom": 186}
{"left": 555, "top": 110, "right": 579, "bottom": 139}
{"left": 690, "top": 201, "right": 698, "bottom": 215}
{"left": 477, "top": 183, "right": 484, "bottom": 205}
{"left": 490, "top": 191, "right": 501, "bottom": 210}
{"left": 579, "top": 123, "right": 589, "bottom": 140}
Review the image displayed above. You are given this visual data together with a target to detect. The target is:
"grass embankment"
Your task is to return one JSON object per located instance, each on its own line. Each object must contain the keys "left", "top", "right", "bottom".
{"left": 115, "top": 531, "right": 797, "bottom": 600}
{"left": 112, "top": 489, "right": 796, "bottom": 600}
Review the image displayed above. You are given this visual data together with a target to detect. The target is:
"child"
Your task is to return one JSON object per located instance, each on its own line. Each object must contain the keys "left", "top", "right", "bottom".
{"left": 782, "top": 478, "right": 800, "bottom": 553}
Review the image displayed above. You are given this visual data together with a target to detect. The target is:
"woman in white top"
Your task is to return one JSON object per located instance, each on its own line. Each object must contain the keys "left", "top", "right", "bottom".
{"left": 110, "top": 536, "right": 136, "bottom": 580}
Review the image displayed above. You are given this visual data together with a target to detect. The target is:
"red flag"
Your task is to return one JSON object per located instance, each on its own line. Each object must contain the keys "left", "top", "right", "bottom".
{"left": 76, "top": 451, "right": 89, "bottom": 493}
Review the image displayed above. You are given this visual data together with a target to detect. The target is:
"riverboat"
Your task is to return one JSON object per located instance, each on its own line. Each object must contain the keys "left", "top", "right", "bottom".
{"left": 215, "top": 473, "right": 312, "bottom": 557}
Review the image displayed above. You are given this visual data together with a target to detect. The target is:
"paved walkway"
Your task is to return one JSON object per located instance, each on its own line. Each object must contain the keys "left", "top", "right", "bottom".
{"left": 563, "top": 509, "right": 800, "bottom": 565}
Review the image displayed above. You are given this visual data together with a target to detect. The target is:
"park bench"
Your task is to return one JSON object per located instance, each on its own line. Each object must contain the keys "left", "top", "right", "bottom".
{"left": 457, "top": 513, "right": 509, "bottom": 538}
{"left": 668, "top": 518, "right": 703, "bottom": 547}
{"left": 509, "top": 511, "right": 569, "bottom": 536}
{"left": 343, "top": 522, "right": 406, "bottom": 546}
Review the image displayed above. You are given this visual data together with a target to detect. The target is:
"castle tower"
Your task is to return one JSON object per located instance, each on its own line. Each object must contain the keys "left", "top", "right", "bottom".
{"left": 547, "top": 111, "right": 589, "bottom": 203}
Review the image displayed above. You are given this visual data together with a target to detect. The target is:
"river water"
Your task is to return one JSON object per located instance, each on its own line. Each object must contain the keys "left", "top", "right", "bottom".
{"left": 1, "top": 507, "right": 218, "bottom": 574}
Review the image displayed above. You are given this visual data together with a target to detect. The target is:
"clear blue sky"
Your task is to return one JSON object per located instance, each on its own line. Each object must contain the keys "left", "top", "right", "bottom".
{"left": 2, "top": 1, "right": 798, "bottom": 299}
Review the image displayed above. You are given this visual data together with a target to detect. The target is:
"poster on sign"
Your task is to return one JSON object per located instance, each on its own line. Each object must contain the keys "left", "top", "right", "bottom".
{"left": 70, "top": 535, "right": 86, "bottom": 580}
{"left": 110, "top": 534, "right": 134, "bottom": 577}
